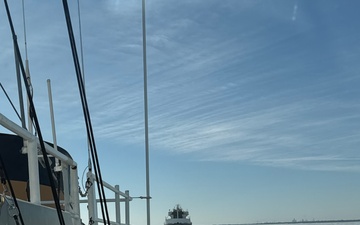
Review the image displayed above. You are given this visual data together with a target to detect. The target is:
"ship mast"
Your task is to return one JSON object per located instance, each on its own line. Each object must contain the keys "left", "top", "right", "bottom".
{"left": 22, "top": 0, "right": 34, "bottom": 133}
{"left": 13, "top": 36, "right": 26, "bottom": 129}
{"left": 141, "top": 1, "right": 151, "bottom": 225}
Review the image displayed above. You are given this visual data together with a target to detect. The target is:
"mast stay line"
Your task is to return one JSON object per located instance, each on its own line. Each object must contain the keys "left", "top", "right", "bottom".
{"left": 61, "top": 0, "right": 111, "bottom": 224}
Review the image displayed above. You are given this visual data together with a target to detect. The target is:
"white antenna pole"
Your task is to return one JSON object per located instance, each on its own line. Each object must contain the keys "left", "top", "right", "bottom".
{"left": 22, "top": 0, "right": 28, "bottom": 61}
{"left": 22, "top": 0, "right": 33, "bottom": 133}
{"left": 13, "top": 36, "right": 26, "bottom": 129}
{"left": 141, "top": 0, "right": 151, "bottom": 225}
{"left": 47, "top": 79, "right": 61, "bottom": 171}
{"left": 76, "top": 0, "right": 91, "bottom": 171}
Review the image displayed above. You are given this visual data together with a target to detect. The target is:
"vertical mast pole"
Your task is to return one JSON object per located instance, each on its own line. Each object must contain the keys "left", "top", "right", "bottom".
{"left": 22, "top": 0, "right": 33, "bottom": 133}
{"left": 47, "top": 79, "right": 61, "bottom": 170}
{"left": 141, "top": 0, "right": 151, "bottom": 225}
{"left": 13, "top": 37, "right": 26, "bottom": 129}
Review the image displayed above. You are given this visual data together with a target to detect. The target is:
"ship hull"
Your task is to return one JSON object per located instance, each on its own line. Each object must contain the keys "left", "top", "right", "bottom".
{"left": 0, "top": 195, "right": 75, "bottom": 225}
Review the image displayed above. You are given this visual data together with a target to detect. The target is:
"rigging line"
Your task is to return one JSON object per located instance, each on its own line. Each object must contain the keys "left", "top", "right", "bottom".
{"left": 0, "top": 152, "right": 25, "bottom": 225}
{"left": 76, "top": 0, "right": 85, "bottom": 81}
{"left": 61, "top": 1, "right": 110, "bottom": 224}
{"left": 21, "top": 0, "right": 32, "bottom": 97}
{"left": 76, "top": 0, "right": 92, "bottom": 171}
{"left": 1, "top": 80, "right": 36, "bottom": 131}
{"left": 141, "top": 1, "right": 151, "bottom": 225}
{"left": 22, "top": 0, "right": 34, "bottom": 134}
{"left": 3, "top": 1, "right": 66, "bottom": 225}
{"left": 14, "top": 36, "right": 26, "bottom": 129}
{"left": 62, "top": 6, "right": 110, "bottom": 224}
{"left": 0, "top": 82, "right": 22, "bottom": 121}
{"left": 21, "top": 3, "right": 32, "bottom": 139}
{"left": 21, "top": 0, "right": 28, "bottom": 61}
{"left": 77, "top": 26, "right": 111, "bottom": 225}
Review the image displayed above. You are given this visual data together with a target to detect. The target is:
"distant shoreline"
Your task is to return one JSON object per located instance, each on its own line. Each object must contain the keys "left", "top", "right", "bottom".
{"left": 217, "top": 219, "right": 360, "bottom": 225}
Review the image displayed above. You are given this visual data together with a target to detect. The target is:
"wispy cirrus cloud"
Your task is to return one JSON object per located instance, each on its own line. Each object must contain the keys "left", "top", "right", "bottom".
{"left": 60, "top": 0, "right": 359, "bottom": 172}
{"left": 75, "top": 65, "right": 359, "bottom": 172}
{"left": 292, "top": 3, "right": 298, "bottom": 21}
{"left": 1, "top": 0, "right": 359, "bottom": 174}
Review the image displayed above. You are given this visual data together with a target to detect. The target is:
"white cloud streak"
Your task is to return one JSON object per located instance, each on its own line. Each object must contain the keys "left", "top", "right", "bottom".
{"left": 58, "top": 1, "right": 360, "bottom": 172}
{"left": 1, "top": 0, "right": 359, "bottom": 173}
{"left": 292, "top": 3, "right": 298, "bottom": 21}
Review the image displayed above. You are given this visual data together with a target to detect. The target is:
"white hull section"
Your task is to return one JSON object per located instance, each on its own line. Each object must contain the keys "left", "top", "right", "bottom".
{"left": 165, "top": 218, "right": 192, "bottom": 225}
{"left": 0, "top": 195, "right": 76, "bottom": 225}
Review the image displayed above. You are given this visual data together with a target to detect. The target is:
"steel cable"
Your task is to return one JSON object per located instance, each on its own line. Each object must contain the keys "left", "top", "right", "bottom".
{"left": 61, "top": 0, "right": 111, "bottom": 224}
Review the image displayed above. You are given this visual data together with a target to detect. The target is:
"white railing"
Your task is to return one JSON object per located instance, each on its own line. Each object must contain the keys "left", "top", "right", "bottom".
{"left": 0, "top": 113, "right": 81, "bottom": 224}
{"left": 0, "top": 113, "right": 132, "bottom": 225}
{"left": 79, "top": 172, "right": 132, "bottom": 225}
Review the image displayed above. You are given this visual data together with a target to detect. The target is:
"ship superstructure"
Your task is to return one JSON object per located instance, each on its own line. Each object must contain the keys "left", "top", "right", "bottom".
{"left": 165, "top": 205, "right": 192, "bottom": 225}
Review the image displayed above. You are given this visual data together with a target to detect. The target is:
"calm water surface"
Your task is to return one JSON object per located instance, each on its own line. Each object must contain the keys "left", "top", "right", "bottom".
{"left": 233, "top": 222, "right": 360, "bottom": 225}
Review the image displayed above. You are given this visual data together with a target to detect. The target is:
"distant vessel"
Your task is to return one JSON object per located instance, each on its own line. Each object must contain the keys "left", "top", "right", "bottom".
{"left": 165, "top": 205, "right": 192, "bottom": 225}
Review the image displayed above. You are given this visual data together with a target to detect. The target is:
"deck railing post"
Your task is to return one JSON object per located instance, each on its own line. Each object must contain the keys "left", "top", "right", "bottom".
{"left": 125, "top": 190, "right": 130, "bottom": 225}
{"left": 70, "top": 165, "right": 81, "bottom": 224}
{"left": 63, "top": 164, "right": 70, "bottom": 211}
{"left": 26, "top": 139, "right": 41, "bottom": 204}
{"left": 87, "top": 171, "right": 98, "bottom": 225}
{"left": 115, "top": 185, "right": 121, "bottom": 224}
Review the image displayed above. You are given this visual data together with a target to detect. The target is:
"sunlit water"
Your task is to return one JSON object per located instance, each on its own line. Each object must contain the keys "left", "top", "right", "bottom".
{"left": 241, "top": 222, "right": 360, "bottom": 225}
{"left": 282, "top": 223, "right": 359, "bottom": 225}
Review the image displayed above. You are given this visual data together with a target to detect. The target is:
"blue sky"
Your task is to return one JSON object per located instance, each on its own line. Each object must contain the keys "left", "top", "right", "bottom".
{"left": 1, "top": 0, "right": 360, "bottom": 225}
